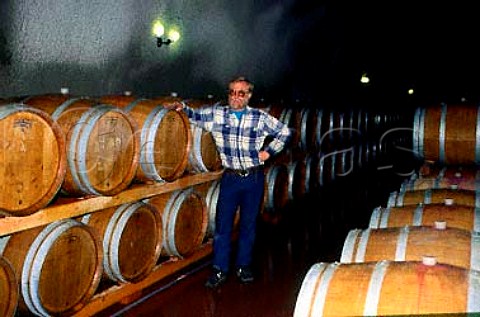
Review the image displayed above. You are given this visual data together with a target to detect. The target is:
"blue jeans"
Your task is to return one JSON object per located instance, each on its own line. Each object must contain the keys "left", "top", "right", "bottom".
{"left": 212, "top": 169, "right": 265, "bottom": 273}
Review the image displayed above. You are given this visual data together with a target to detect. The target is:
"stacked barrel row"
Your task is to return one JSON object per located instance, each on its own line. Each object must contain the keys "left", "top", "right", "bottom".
{"left": 258, "top": 101, "right": 409, "bottom": 219}
{"left": 0, "top": 91, "right": 339, "bottom": 316}
{"left": 261, "top": 102, "right": 406, "bottom": 154}
{"left": 0, "top": 93, "right": 228, "bottom": 218}
{"left": 0, "top": 97, "right": 118, "bottom": 315}
{"left": 0, "top": 184, "right": 221, "bottom": 316}
{"left": 294, "top": 162, "right": 480, "bottom": 316}
{"left": 0, "top": 92, "right": 227, "bottom": 316}
{"left": 293, "top": 103, "right": 480, "bottom": 316}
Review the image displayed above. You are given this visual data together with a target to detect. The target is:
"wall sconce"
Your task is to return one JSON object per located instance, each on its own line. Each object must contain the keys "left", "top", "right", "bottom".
{"left": 157, "top": 37, "right": 172, "bottom": 47}
{"left": 152, "top": 21, "right": 180, "bottom": 47}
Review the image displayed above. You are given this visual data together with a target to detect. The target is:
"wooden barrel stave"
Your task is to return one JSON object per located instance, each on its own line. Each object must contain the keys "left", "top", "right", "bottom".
{"left": 0, "top": 103, "right": 66, "bottom": 216}
{"left": 187, "top": 125, "right": 222, "bottom": 173}
{"left": 294, "top": 261, "right": 480, "bottom": 317}
{"left": 80, "top": 201, "right": 163, "bottom": 283}
{"left": 0, "top": 219, "right": 103, "bottom": 316}
{"left": 99, "top": 95, "right": 192, "bottom": 182}
{"left": 148, "top": 188, "right": 208, "bottom": 258}
{"left": 24, "top": 95, "right": 140, "bottom": 196}
{"left": 388, "top": 188, "right": 478, "bottom": 208}
{"left": 0, "top": 256, "right": 18, "bottom": 317}
{"left": 262, "top": 164, "right": 289, "bottom": 214}
{"left": 413, "top": 104, "right": 480, "bottom": 165}
{"left": 369, "top": 204, "right": 480, "bottom": 232}
{"left": 341, "top": 225, "right": 480, "bottom": 270}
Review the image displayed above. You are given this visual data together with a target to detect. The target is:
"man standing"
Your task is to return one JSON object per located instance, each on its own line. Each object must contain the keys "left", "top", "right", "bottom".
{"left": 173, "top": 76, "right": 291, "bottom": 288}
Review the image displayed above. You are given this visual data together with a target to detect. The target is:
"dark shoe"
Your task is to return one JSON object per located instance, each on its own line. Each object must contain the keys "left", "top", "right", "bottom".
{"left": 205, "top": 269, "right": 227, "bottom": 289}
{"left": 236, "top": 267, "right": 254, "bottom": 283}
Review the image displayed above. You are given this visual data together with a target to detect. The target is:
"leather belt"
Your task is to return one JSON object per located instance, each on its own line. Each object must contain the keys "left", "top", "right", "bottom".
{"left": 224, "top": 165, "right": 263, "bottom": 177}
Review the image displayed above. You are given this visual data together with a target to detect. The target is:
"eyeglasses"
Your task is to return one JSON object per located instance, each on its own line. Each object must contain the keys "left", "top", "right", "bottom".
{"left": 228, "top": 90, "right": 249, "bottom": 97}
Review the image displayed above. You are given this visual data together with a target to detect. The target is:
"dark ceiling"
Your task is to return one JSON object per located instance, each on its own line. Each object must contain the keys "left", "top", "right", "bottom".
{"left": 272, "top": 2, "right": 480, "bottom": 105}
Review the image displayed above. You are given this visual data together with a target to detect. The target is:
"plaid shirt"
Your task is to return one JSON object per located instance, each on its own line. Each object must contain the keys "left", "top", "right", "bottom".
{"left": 183, "top": 103, "right": 291, "bottom": 170}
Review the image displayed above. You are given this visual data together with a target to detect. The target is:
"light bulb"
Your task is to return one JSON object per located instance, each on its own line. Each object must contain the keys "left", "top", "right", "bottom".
{"left": 168, "top": 30, "right": 181, "bottom": 43}
{"left": 152, "top": 21, "right": 165, "bottom": 37}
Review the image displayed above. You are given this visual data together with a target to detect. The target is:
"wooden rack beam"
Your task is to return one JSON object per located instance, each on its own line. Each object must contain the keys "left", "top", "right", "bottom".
{"left": 0, "top": 171, "right": 222, "bottom": 236}
{"left": 74, "top": 242, "right": 213, "bottom": 317}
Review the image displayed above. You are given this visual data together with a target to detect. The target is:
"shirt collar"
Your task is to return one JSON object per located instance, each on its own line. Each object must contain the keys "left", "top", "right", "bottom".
{"left": 227, "top": 105, "right": 250, "bottom": 112}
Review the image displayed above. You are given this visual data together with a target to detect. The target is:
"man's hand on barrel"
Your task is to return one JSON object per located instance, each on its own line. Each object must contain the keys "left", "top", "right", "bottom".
{"left": 163, "top": 101, "right": 184, "bottom": 111}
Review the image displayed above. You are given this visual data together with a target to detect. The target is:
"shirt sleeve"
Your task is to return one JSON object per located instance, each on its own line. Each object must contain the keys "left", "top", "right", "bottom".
{"left": 262, "top": 112, "right": 292, "bottom": 156}
{"left": 182, "top": 104, "right": 217, "bottom": 132}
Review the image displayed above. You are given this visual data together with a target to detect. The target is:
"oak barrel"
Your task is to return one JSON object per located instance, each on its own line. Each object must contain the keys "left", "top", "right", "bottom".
{"left": 194, "top": 180, "right": 240, "bottom": 238}
{"left": 401, "top": 176, "right": 480, "bottom": 191}
{"left": 317, "top": 150, "right": 354, "bottom": 187}
{"left": 316, "top": 108, "right": 362, "bottom": 151}
{"left": 0, "top": 219, "right": 103, "bottom": 316}
{"left": 147, "top": 188, "right": 208, "bottom": 258}
{"left": 265, "top": 102, "right": 284, "bottom": 120}
{"left": 286, "top": 158, "right": 307, "bottom": 202}
{"left": 23, "top": 94, "right": 140, "bottom": 196}
{"left": 262, "top": 163, "right": 289, "bottom": 214}
{"left": 388, "top": 188, "right": 479, "bottom": 208}
{"left": 80, "top": 201, "right": 163, "bottom": 283}
{"left": 310, "top": 151, "right": 332, "bottom": 188}
{"left": 413, "top": 103, "right": 480, "bottom": 165}
{"left": 281, "top": 106, "right": 302, "bottom": 149}
{"left": 299, "top": 107, "right": 318, "bottom": 152}
{"left": 304, "top": 153, "right": 318, "bottom": 194}
{"left": 369, "top": 204, "right": 480, "bottom": 232}
{"left": 176, "top": 98, "right": 222, "bottom": 173}
{"left": 341, "top": 225, "right": 480, "bottom": 270}
{"left": 346, "top": 108, "right": 367, "bottom": 144}
{"left": 99, "top": 95, "right": 191, "bottom": 182}
{"left": 323, "top": 109, "right": 346, "bottom": 148}
{"left": 0, "top": 103, "right": 66, "bottom": 216}
{"left": 266, "top": 103, "right": 300, "bottom": 149}
{"left": 315, "top": 108, "right": 329, "bottom": 150}
{"left": 187, "top": 125, "right": 222, "bottom": 173}
{"left": 294, "top": 260, "right": 480, "bottom": 316}
{"left": 0, "top": 256, "right": 18, "bottom": 317}
{"left": 405, "top": 165, "right": 480, "bottom": 191}
{"left": 195, "top": 180, "right": 221, "bottom": 237}
{"left": 417, "top": 162, "right": 480, "bottom": 179}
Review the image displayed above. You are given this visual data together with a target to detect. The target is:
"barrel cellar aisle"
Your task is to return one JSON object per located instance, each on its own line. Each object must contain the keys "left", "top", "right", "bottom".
{"left": 85, "top": 102, "right": 415, "bottom": 316}
{"left": 293, "top": 104, "right": 480, "bottom": 316}
{"left": 94, "top": 104, "right": 480, "bottom": 316}
{"left": 0, "top": 94, "right": 419, "bottom": 317}
{"left": 4, "top": 97, "right": 480, "bottom": 316}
